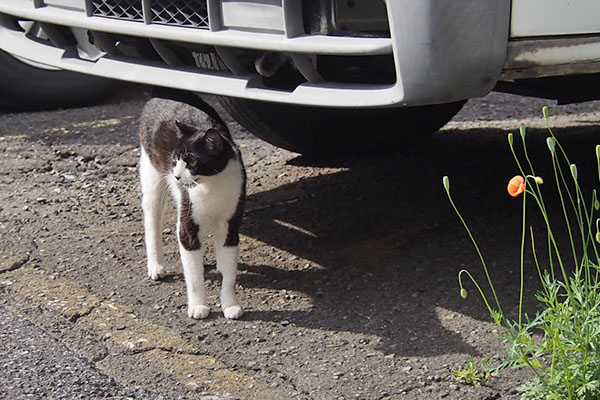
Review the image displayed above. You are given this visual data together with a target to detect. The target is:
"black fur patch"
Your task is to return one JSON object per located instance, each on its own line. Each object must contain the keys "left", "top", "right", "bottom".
{"left": 224, "top": 185, "right": 246, "bottom": 247}
{"left": 178, "top": 189, "right": 201, "bottom": 251}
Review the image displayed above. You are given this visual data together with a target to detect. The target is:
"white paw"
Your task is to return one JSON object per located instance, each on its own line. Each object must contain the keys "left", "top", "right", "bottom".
{"left": 188, "top": 305, "right": 210, "bottom": 319}
{"left": 147, "top": 263, "right": 167, "bottom": 281}
{"left": 223, "top": 305, "right": 244, "bottom": 320}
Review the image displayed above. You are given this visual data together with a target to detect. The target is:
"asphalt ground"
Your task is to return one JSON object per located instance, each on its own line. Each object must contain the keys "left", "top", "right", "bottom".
{"left": 2, "top": 87, "right": 600, "bottom": 399}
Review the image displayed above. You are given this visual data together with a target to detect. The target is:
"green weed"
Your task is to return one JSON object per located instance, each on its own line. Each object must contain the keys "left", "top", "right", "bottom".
{"left": 443, "top": 106, "right": 600, "bottom": 399}
{"left": 454, "top": 357, "right": 491, "bottom": 387}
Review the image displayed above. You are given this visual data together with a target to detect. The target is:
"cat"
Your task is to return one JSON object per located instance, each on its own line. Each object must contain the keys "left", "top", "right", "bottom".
{"left": 138, "top": 91, "right": 246, "bottom": 320}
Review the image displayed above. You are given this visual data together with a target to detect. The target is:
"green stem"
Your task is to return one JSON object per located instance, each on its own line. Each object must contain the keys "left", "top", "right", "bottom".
{"left": 458, "top": 269, "right": 496, "bottom": 319}
{"left": 551, "top": 154, "right": 578, "bottom": 273}
{"left": 530, "top": 227, "right": 549, "bottom": 298}
{"left": 547, "top": 157, "right": 577, "bottom": 291}
{"left": 573, "top": 178, "right": 587, "bottom": 279}
{"left": 547, "top": 231, "right": 555, "bottom": 281}
{"left": 519, "top": 181, "right": 527, "bottom": 327}
{"left": 525, "top": 187, "right": 571, "bottom": 293}
{"left": 574, "top": 181, "right": 597, "bottom": 286}
{"left": 444, "top": 186, "right": 502, "bottom": 313}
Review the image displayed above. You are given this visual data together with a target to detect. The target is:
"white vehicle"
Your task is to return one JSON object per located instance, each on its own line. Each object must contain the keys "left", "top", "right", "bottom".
{"left": 1, "top": 0, "right": 599, "bottom": 155}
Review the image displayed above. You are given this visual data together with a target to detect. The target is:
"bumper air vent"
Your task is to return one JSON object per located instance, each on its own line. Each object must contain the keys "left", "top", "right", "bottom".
{"left": 149, "top": 0, "right": 209, "bottom": 28}
{"left": 90, "top": 0, "right": 209, "bottom": 29}
{"left": 90, "top": 0, "right": 144, "bottom": 22}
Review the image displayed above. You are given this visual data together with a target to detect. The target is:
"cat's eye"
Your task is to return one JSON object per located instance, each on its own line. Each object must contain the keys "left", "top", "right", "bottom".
{"left": 188, "top": 160, "right": 198, "bottom": 167}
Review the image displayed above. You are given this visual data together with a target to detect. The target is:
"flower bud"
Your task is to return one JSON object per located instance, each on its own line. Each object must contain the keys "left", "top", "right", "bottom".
{"left": 595, "top": 199, "right": 600, "bottom": 211}
{"left": 534, "top": 176, "right": 544, "bottom": 185}
{"left": 460, "top": 288, "right": 468, "bottom": 299}
{"left": 442, "top": 175, "right": 450, "bottom": 191}
{"left": 596, "top": 231, "right": 600, "bottom": 244}
{"left": 508, "top": 133, "right": 514, "bottom": 147}
{"left": 596, "top": 144, "right": 600, "bottom": 160}
{"left": 542, "top": 106, "right": 550, "bottom": 120}
{"left": 546, "top": 137, "right": 556, "bottom": 154}
{"left": 519, "top": 123, "right": 527, "bottom": 140}
{"left": 570, "top": 164, "right": 578, "bottom": 181}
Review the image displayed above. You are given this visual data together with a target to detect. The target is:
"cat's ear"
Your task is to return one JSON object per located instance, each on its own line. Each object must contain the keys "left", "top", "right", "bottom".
{"left": 202, "top": 129, "right": 224, "bottom": 154}
{"left": 175, "top": 120, "right": 196, "bottom": 138}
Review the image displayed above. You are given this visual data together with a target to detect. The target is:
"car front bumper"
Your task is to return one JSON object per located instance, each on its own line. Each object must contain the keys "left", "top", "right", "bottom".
{"left": 0, "top": 0, "right": 510, "bottom": 107}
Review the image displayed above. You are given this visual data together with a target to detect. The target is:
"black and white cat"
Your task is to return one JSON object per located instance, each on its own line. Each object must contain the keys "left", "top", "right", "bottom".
{"left": 138, "top": 92, "right": 245, "bottom": 320}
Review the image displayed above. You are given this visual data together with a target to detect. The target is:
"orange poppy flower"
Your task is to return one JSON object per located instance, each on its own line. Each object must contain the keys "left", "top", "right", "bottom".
{"left": 507, "top": 175, "right": 526, "bottom": 197}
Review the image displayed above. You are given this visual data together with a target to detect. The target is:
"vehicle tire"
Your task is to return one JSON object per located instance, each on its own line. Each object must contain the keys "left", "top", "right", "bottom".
{"left": 218, "top": 96, "right": 465, "bottom": 156}
{"left": 196, "top": 53, "right": 465, "bottom": 156}
{"left": 0, "top": 50, "right": 117, "bottom": 111}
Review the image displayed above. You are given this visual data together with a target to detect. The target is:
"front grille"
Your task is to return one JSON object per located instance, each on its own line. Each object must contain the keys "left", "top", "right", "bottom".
{"left": 90, "top": 0, "right": 209, "bottom": 29}
{"left": 150, "top": 0, "right": 209, "bottom": 28}
{"left": 91, "top": 0, "right": 144, "bottom": 22}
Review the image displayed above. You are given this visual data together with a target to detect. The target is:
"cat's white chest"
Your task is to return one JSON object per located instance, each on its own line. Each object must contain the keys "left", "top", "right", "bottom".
{"left": 187, "top": 161, "right": 242, "bottom": 230}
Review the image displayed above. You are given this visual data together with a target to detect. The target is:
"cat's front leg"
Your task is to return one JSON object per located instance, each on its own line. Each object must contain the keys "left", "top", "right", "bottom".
{"left": 177, "top": 191, "right": 209, "bottom": 319}
{"left": 215, "top": 225, "right": 243, "bottom": 319}
{"left": 216, "top": 245, "right": 243, "bottom": 319}
{"left": 180, "top": 248, "right": 210, "bottom": 319}
{"left": 139, "top": 150, "right": 167, "bottom": 281}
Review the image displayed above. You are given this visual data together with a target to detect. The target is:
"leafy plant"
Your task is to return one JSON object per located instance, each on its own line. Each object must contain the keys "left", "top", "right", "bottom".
{"left": 443, "top": 107, "right": 600, "bottom": 399}
{"left": 454, "top": 357, "right": 492, "bottom": 387}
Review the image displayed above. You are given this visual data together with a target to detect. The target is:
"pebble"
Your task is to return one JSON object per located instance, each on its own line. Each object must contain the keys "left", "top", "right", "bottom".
{"left": 5, "top": 145, "right": 25, "bottom": 153}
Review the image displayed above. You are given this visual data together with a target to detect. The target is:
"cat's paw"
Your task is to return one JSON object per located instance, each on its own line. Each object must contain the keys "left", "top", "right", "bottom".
{"left": 147, "top": 263, "right": 167, "bottom": 281}
{"left": 188, "top": 305, "right": 210, "bottom": 319}
{"left": 223, "top": 305, "right": 244, "bottom": 320}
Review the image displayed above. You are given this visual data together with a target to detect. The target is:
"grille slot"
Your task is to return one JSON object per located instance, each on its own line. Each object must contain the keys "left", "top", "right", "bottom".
{"left": 150, "top": 0, "right": 209, "bottom": 28}
{"left": 90, "top": 0, "right": 209, "bottom": 29}
{"left": 90, "top": 0, "right": 144, "bottom": 22}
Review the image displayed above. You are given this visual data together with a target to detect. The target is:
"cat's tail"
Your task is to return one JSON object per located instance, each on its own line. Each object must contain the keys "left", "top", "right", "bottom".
{"left": 150, "top": 87, "right": 230, "bottom": 138}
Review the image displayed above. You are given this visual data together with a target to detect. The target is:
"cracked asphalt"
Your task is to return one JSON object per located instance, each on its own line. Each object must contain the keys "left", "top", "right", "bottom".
{"left": 2, "top": 85, "right": 600, "bottom": 399}
{"left": 0, "top": 303, "right": 142, "bottom": 400}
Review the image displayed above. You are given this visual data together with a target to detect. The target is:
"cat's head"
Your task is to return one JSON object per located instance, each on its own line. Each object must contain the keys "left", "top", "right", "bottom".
{"left": 171, "top": 120, "right": 234, "bottom": 187}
